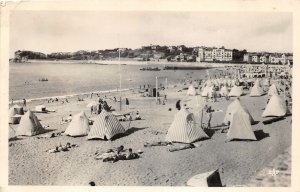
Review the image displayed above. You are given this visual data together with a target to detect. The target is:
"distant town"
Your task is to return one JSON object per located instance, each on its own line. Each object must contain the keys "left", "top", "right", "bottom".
{"left": 12, "top": 44, "right": 293, "bottom": 65}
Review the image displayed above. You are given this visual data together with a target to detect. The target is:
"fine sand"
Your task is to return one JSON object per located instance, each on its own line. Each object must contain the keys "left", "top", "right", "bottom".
{"left": 9, "top": 83, "right": 292, "bottom": 186}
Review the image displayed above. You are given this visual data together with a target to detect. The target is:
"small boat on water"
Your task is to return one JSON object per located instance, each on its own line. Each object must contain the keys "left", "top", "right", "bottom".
{"left": 140, "top": 67, "right": 161, "bottom": 71}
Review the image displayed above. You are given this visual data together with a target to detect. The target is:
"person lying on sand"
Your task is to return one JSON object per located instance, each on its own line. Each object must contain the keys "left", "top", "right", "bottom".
{"left": 60, "top": 114, "right": 72, "bottom": 124}
{"left": 168, "top": 143, "right": 201, "bottom": 152}
{"left": 102, "top": 148, "right": 139, "bottom": 163}
{"left": 144, "top": 141, "right": 172, "bottom": 147}
{"left": 135, "top": 111, "right": 141, "bottom": 120}
{"left": 37, "top": 131, "right": 64, "bottom": 139}
{"left": 47, "top": 143, "right": 78, "bottom": 153}
{"left": 125, "top": 148, "right": 139, "bottom": 160}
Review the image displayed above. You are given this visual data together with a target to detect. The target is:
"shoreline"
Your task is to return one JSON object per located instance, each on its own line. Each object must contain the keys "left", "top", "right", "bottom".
{"left": 11, "top": 59, "right": 290, "bottom": 68}
{"left": 10, "top": 88, "right": 134, "bottom": 105}
{"left": 12, "top": 59, "right": 236, "bottom": 67}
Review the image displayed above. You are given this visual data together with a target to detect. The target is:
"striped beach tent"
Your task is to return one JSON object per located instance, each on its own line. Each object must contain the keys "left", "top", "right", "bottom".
{"left": 262, "top": 94, "right": 287, "bottom": 117}
{"left": 64, "top": 111, "right": 90, "bottom": 136}
{"left": 187, "top": 85, "right": 197, "bottom": 96}
{"left": 16, "top": 110, "right": 45, "bottom": 136}
{"left": 227, "top": 106, "right": 257, "bottom": 141}
{"left": 87, "top": 110, "right": 126, "bottom": 140}
{"left": 268, "top": 83, "right": 279, "bottom": 96}
{"left": 223, "top": 99, "right": 254, "bottom": 125}
{"left": 165, "top": 108, "right": 209, "bottom": 143}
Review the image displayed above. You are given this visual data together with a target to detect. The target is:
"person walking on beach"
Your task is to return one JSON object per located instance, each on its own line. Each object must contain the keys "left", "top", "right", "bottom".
{"left": 125, "top": 98, "right": 129, "bottom": 109}
{"left": 23, "top": 98, "right": 26, "bottom": 107}
{"left": 176, "top": 100, "right": 181, "bottom": 111}
{"left": 206, "top": 106, "right": 214, "bottom": 129}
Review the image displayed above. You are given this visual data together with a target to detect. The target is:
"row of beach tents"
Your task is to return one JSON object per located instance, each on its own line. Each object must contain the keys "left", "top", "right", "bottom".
{"left": 10, "top": 91, "right": 288, "bottom": 142}
{"left": 10, "top": 109, "right": 127, "bottom": 139}
{"left": 187, "top": 81, "right": 279, "bottom": 97}
{"left": 166, "top": 93, "right": 288, "bottom": 143}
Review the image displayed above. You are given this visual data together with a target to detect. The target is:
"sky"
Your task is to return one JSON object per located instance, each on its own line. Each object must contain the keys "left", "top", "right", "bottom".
{"left": 9, "top": 11, "right": 293, "bottom": 57}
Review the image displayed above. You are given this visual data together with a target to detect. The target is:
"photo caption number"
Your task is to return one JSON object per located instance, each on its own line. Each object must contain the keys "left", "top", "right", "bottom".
{"left": 268, "top": 168, "right": 280, "bottom": 176}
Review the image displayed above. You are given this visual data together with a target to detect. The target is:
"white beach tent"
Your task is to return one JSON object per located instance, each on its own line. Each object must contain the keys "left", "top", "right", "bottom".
{"left": 86, "top": 101, "right": 98, "bottom": 108}
{"left": 9, "top": 105, "right": 26, "bottom": 124}
{"left": 268, "top": 83, "right": 279, "bottom": 96}
{"left": 10, "top": 104, "right": 24, "bottom": 115}
{"left": 223, "top": 99, "right": 254, "bottom": 125}
{"left": 263, "top": 78, "right": 270, "bottom": 87}
{"left": 64, "top": 111, "right": 90, "bottom": 136}
{"left": 165, "top": 108, "right": 209, "bottom": 143}
{"left": 207, "top": 86, "right": 215, "bottom": 98}
{"left": 201, "top": 86, "right": 210, "bottom": 97}
{"left": 35, "top": 105, "right": 47, "bottom": 112}
{"left": 16, "top": 110, "right": 45, "bottom": 136}
{"left": 187, "top": 85, "right": 197, "bottom": 96}
{"left": 87, "top": 110, "right": 126, "bottom": 140}
{"left": 262, "top": 94, "right": 287, "bottom": 117}
{"left": 228, "top": 86, "right": 243, "bottom": 97}
{"left": 254, "top": 79, "right": 261, "bottom": 87}
{"left": 227, "top": 106, "right": 257, "bottom": 141}
{"left": 220, "top": 85, "right": 229, "bottom": 97}
{"left": 186, "top": 169, "right": 223, "bottom": 187}
{"left": 250, "top": 84, "right": 264, "bottom": 97}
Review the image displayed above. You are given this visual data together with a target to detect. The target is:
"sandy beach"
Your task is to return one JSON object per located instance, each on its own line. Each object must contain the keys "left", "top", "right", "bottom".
{"left": 8, "top": 76, "right": 292, "bottom": 186}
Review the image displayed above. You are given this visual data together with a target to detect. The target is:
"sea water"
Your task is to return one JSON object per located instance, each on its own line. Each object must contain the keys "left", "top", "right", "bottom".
{"left": 9, "top": 62, "right": 212, "bottom": 100}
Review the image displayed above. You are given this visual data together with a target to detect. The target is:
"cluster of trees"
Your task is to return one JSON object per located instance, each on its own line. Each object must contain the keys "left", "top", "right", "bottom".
{"left": 13, "top": 46, "right": 248, "bottom": 63}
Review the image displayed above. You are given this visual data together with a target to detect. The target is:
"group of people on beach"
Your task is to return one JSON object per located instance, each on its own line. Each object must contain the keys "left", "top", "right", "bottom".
{"left": 95, "top": 145, "right": 140, "bottom": 163}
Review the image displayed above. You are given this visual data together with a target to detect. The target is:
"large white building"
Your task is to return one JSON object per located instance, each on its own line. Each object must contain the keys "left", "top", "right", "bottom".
{"left": 197, "top": 47, "right": 233, "bottom": 62}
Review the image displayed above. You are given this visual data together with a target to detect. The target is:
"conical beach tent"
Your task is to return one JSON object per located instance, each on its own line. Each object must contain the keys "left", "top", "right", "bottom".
{"left": 250, "top": 84, "right": 264, "bottom": 97}
{"left": 64, "top": 111, "right": 90, "bottom": 136}
{"left": 207, "top": 86, "right": 215, "bottom": 98}
{"left": 165, "top": 108, "right": 209, "bottom": 143}
{"left": 10, "top": 104, "right": 24, "bottom": 115}
{"left": 16, "top": 110, "right": 45, "bottom": 136}
{"left": 254, "top": 79, "right": 261, "bottom": 87}
{"left": 220, "top": 85, "right": 229, "bottom": 96}
{"left": 201, "top": 86, "right": 209, "bottom": 97}
{"left": 263, "top": 78, "right": 270, "bottom": 86}
{"left": 186, "top": 169, "right": 223, "bottom": 187}
{"left": 268, "top": 84, "right": 278, "bottom": 96}
{"left": 262, "top": 94, "right": 287, "bottom": 117}
{"left": 223, "top": 99, "right": 254, "bottom": 125}
{"left": 228, "top": 86, "right": 243, "bottom": 97}
{"left": 9, "top": 106, "right": 22, "bottom": 124}
{"left": 87, "top": 110, "right": 126, "bottom": 140}
{"left": 187, "top": 85, "right": 197, "bottom": 96}
{"left": 227, "top": 106, "right": 257, "bottom": 141}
